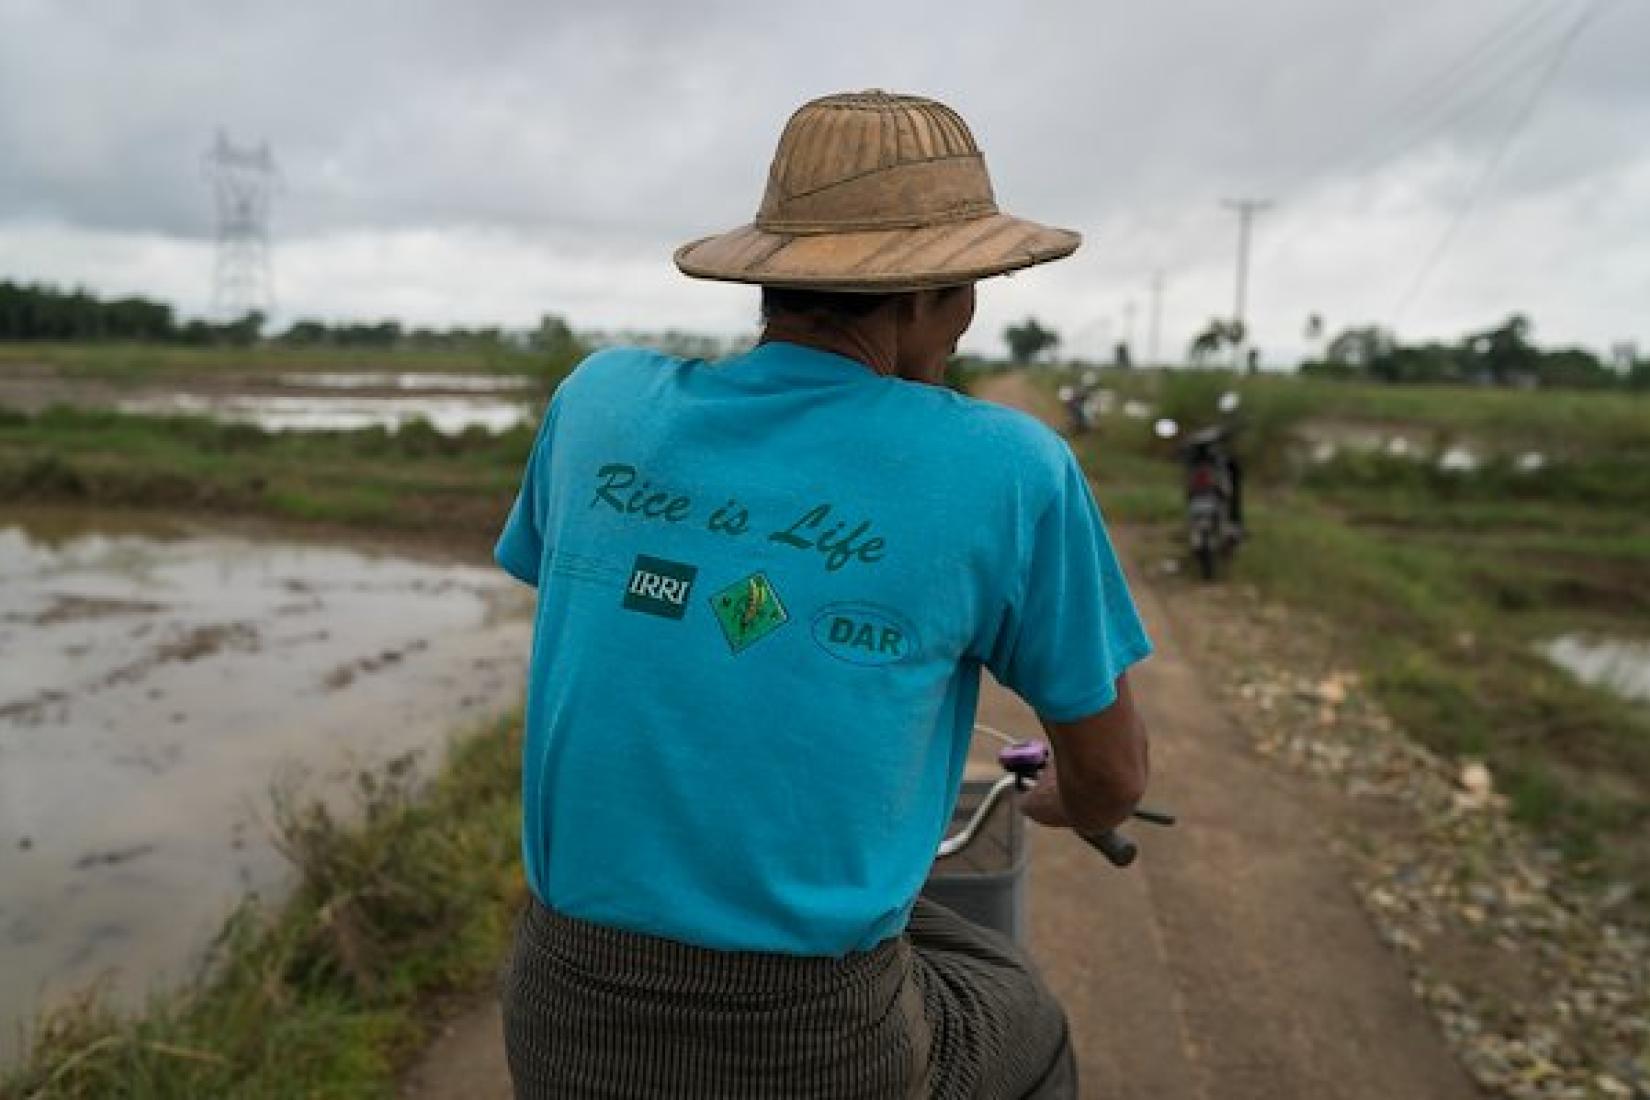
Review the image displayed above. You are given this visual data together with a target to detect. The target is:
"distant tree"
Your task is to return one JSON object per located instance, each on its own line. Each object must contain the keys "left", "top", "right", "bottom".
{"left": 1188, "top": 318, "right": 1243, "bottom": 365}
{"left": 1113, "top": 341, "right": 1133, "bottom": 370}
{"left": 1535, "top": 347, "right": 1613, "bottom": 390}
{"left": 1323, "top": 325, "right": 1395, "bottom": 370}
{"left": 279, "top": 319, "right": 332, "bottom": 346}
{"left": 530, "top": 314, "right": 578, "bottom": 356}
{"left": 1464, "top": 314, "right": 1538, "bottom": 385}
{"left": 219, "top": 310, "right": 265, "bottom": 347}
{"left": 1629, "top": 357, "right": 1650, "bottom": 392}
{"left": 1003, "top": 317, "right": 1060, "bottom": 364}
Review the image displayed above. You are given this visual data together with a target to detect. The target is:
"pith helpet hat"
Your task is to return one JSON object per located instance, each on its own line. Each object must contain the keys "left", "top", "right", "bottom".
{"left": 674, "top": 91, "right": 1081, "bottom": 292}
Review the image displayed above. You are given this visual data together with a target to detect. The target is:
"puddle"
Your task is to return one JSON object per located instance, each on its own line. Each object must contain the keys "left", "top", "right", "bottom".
{"left": 114, "top": 392, "right": 533, "bottom": 434}
{"left": 1437, "top": 445, "right": 1481, "bottom": 472}
{"left": 276, "top": 372, "right": 534, "bottom": 393}
{"left": 0, "top": 509, "right": 533, "bottom": 1061}
{"left": 1298, "top": 424, "right": 1494, "bottom": 473}
{"left": 1541, "top": 635, "right": 1650, "bottom": 705}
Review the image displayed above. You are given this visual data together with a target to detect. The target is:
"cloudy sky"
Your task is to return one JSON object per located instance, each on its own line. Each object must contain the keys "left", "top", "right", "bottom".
{"left": 1, "top": 0, "right": 1646, "bottom": 363}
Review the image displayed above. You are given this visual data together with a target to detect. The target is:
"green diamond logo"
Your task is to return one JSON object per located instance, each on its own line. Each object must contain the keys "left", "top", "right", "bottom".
{"left": 709, "top": 572, "right": 789, "bottom": 654}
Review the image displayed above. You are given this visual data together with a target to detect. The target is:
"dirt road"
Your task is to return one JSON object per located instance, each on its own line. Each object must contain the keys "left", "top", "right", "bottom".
{"left": 401, "top": 375, "right": 1476, "bottom": 1098}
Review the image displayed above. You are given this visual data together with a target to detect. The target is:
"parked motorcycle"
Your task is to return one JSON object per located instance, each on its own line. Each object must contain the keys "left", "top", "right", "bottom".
{"left": 1155, "top": 392, "right": 1245, "bottom": 582}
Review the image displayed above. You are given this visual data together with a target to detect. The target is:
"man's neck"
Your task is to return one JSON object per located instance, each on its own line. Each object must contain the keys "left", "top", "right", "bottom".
{"left": 759, "top": 314, "right": 899, "bottom": 378}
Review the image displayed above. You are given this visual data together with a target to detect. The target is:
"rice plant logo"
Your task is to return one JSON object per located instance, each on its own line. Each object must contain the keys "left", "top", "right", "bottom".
{"left": 709, "top": 572, "right": 789, "bottom": 654}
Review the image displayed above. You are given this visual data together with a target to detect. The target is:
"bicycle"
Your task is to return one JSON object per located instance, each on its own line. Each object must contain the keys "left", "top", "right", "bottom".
{"left": 923, "top": 725, "right": 1175, "bottom": 943}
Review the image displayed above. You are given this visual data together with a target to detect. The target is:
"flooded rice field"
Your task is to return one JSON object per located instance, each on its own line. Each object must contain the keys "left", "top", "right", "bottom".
{"left": 0, "top": 366, "right": 540, "bottom": 434}
{"left": 1541, "top": 634, "right": 1650, "bottom": 705}
{"left": 276, "top": 371, "right": 534, "bottom": 393}
{"left": 112, "top": 391, "right": 533, "bottom": 433}
{"left": 0, "top": 508, "right": 532, "bottom": 1059}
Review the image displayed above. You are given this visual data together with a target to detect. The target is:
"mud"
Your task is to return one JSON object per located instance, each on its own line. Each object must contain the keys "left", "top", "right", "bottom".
{"left": 0, "top": 366, "right": 538, "bottom": 434}
{"left": 0, "top": 506, "right": 533, "bottom": 1062}
{"left": 1542, "top": 634, "right": 1650, "bottom": 704}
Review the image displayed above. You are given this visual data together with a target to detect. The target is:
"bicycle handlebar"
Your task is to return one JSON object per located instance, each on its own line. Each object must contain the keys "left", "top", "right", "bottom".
{"left": 940, "top": 730, "right": 1175, "bottom": 868}
{"left": 1081, "top": 828, "right": 1138, "bottom": 867}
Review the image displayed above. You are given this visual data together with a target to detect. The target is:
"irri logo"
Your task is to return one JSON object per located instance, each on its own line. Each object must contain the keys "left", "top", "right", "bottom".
{"left": 622, "top": 555, "right": 699, "bottom": 621}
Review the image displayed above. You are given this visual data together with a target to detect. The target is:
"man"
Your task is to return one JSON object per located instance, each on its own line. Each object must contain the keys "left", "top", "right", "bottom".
{"left": 495, "top": 90, "right": 1152, "bottom": 1098}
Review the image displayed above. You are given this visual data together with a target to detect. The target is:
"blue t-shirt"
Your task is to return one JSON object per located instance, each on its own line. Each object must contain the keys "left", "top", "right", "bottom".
{"left": 495, "top": 342, "right": 1151, "bottom": 956}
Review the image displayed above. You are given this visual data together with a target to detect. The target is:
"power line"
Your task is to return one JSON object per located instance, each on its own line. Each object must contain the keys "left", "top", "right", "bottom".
{"left": 1280, "top": 0, "right": 1574, "bottom": 196}
{"left": 1390, "top": 0, "right": 1611, "bottom": 322}
{"left": 1258, "top": 1, "right": 1590, "bottom": 265}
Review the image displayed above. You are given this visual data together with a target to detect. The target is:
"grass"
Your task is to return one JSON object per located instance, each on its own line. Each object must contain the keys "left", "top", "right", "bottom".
{"left": 0, "top": 342, "right": 557, "bottom": 381}
{"left": 0, "top": 715, "right": 528, "bottom": 1100}
{"left": 0, "top": 406, "right": 538, "bottom": 542}
{"left": 1035, "top": 362, "right": 1650, "bottom": 454}
{"left": 1055, "top": 369, "right": 1650, "bottom": 886}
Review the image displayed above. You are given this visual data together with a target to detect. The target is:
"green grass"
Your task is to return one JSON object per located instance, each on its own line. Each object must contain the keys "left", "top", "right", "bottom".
{"left": 1228, "top": 485, "right": 1650, "bottom": 868}
{"left": 1031, "top": 362, "right": 1650, "bottom": 456}
{"left": 0, "top": 406, "right": 539, "bottom": 540}
{"left": 1073, "top": 434, "right": 1182, "bottom": 524}
{"left": 1, "top": 716, "right": 528, "bottom": 1099}
{"left": 0, "top": 341, "right": 557, "bottom": 380}
{"left": 1256, "top": 494, "right": 1644, "bottom": 871}
{"left": 1046, "top": 369, "right": 1650, "bottom": 885}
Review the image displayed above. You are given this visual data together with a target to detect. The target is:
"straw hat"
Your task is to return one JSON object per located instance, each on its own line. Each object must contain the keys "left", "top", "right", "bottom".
{"left": 674, "top": 91, "right": 1080, "bottom": 292}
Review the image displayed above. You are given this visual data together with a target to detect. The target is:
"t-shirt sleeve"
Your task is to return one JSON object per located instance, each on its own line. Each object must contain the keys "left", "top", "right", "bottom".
{"left": 493, "top": 400, "right": 559, "bottom": 587}
{"left": 983, "top": 451, "right": 1153, "bottom": 721}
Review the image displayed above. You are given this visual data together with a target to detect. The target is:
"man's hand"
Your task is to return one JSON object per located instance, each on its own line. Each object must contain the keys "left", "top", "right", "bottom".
{"left": 1020, "top": 672, "right": 1149, "bottom": 833}
{"left": 1020, "top": 758, "right": 1072, "bottom": 828}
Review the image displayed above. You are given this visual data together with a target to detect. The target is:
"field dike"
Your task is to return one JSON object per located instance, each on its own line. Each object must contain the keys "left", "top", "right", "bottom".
{"left": 1, "top": 716, "right": 527, "bottom": 1100}
{"left": 1162, "top": 574, "right": 1650, "bottom": 1099}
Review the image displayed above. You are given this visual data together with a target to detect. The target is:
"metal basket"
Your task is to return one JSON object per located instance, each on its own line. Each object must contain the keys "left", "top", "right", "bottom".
{"left": 920, "top": 777, "right": 1029, "bottom": 942}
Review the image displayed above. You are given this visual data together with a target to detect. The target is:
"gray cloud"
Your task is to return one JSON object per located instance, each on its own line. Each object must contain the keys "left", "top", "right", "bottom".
{"left": 1, "top": 0, "right": 1646, "bottom": 354}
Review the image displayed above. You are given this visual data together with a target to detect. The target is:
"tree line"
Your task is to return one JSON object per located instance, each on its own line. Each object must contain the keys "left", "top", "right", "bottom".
{"left": 0, "top": 281, "right": 582, "bottom": 356}
{"left": 0, "top": 280, "right": 263, "bottom": 346}
{"left": 1303, "top": 314, "right": 1649, "bottom": 391}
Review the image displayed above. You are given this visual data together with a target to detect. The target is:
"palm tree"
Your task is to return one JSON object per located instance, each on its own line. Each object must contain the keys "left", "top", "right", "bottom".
{"left": 1188, "top": 319, "right": 1243, "bottom": 365}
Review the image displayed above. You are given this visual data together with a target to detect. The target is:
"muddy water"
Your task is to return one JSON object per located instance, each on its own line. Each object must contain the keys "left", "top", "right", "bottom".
{"left": 113, "top": 392, "right": 533, "bottom": 434}
{"left": 0, "top": 509, "right": 533, "bottom": 1061}
{"left": 1541, "top": 635, "right": 1650, "bottom": 705}
{"left": 0, "top": 370, "right": 537, "bottom": 434}
{"left": 276, "top": 371, "right": 534, "bottom": 393}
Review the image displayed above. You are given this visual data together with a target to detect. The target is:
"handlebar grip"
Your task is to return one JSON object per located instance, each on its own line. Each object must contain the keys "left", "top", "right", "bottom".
{"left": 1081, "top": 829, "right": 1138, "bottom": 867}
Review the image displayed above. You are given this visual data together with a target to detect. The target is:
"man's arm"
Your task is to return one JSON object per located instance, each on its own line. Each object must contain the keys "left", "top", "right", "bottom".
{"left": 1021, "top": 672, "right": 1149, "bottom": 833}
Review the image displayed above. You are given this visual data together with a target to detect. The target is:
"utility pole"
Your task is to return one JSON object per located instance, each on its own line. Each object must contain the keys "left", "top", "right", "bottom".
{"left": 1148, "top": 271, "right": 1164, "bottom": 368}
{"left": 1121, "top": 299, "right": 1137, "bottom": 367}
{"left": 1222, "top": 198, "right": 1271, "bottom": 369}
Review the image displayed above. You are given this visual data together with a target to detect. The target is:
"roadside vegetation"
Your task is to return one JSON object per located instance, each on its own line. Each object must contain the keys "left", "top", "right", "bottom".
{"left": 1050, "top": 366, "right": 1650, "bottom": 896}
{"left": 0, "top": 405, "right": 537, "bottom": 540}
{"left": 0, "top": 341, "right": 555, "bottom": 381}
{"left": 0, "top": 716, "right": 527, "bottom": 1099}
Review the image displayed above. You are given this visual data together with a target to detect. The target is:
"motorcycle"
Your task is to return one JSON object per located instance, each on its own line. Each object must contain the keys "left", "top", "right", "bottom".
{"left": 1155, "top": 392, "right": 1244, "bottom": 582}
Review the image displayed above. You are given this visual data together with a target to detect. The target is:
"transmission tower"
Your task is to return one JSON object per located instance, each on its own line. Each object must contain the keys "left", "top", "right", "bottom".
{"left": 204, "top": 130, "right": 278, "bottom": 322}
